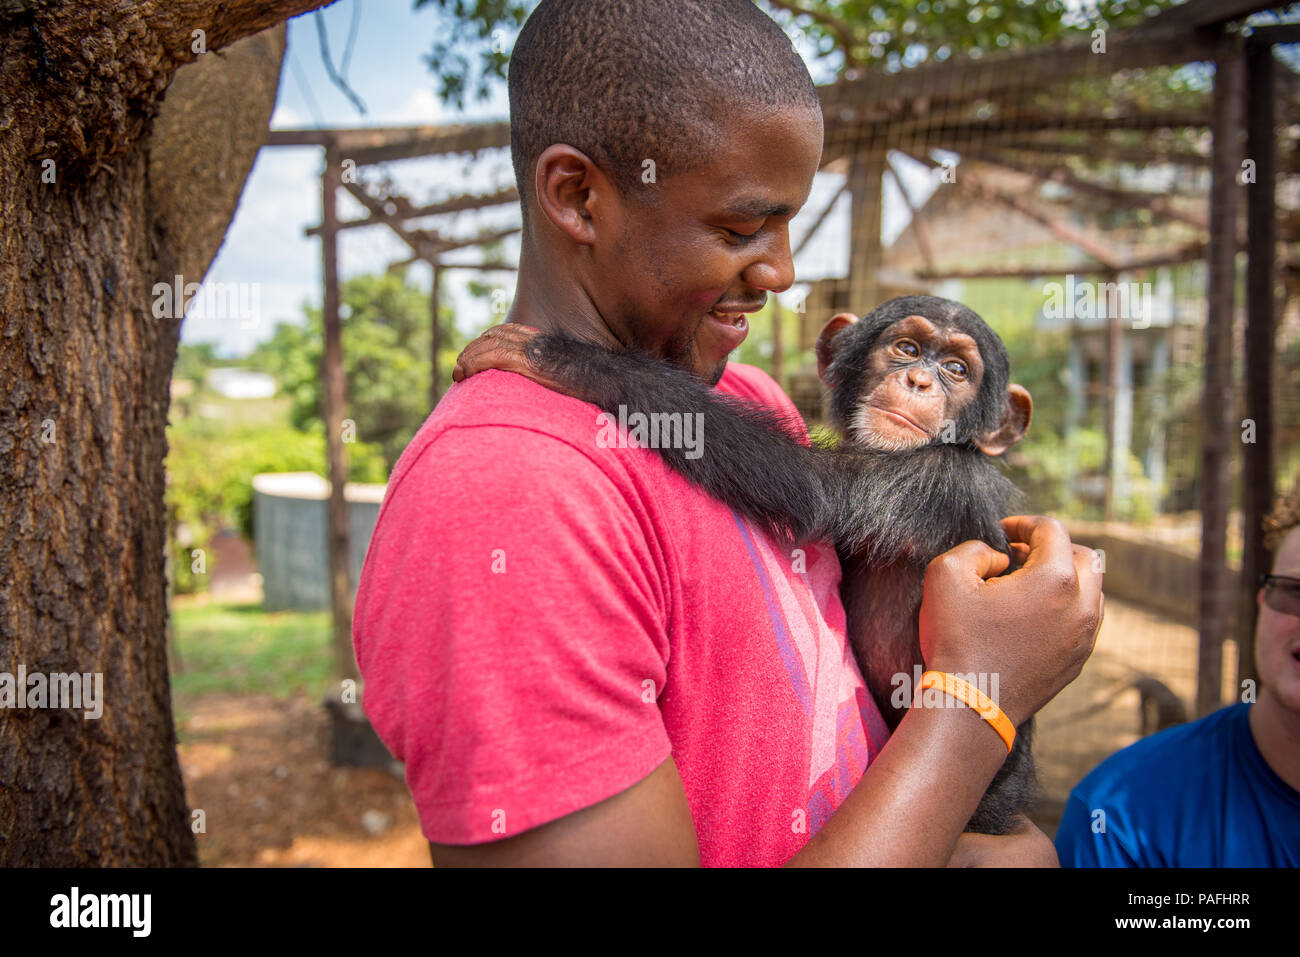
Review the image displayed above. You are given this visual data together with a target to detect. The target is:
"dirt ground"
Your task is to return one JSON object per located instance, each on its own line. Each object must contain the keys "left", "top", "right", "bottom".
{"left": 1029, "top": 596, "right": 1237, "bottom": 833}
{"left": 177, "top": 693, "right": 431, "bottom": 867}
{"left": 175, "top": 595, "right": 1223, "bottom": 865}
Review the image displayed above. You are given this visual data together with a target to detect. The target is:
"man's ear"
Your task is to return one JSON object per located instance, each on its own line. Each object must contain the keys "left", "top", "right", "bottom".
{"left": 975, "top": 384, "right": 1033, "bottom": 456}
{"left": 816, "top": 313, "right": 858, "bottom": 380}
{"left": 534, "top": 143, "right": 608, "bottom": 246}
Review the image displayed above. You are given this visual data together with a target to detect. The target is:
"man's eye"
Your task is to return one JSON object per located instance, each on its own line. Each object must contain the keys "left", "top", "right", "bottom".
{"left": 942, "top": 359, "right": 968, "bottom": 378}
{"left": 894, "top": 339, "right": 919, "bottom": 358}
{"left": 725, "top": 227, "right": 759, "bottom": 244}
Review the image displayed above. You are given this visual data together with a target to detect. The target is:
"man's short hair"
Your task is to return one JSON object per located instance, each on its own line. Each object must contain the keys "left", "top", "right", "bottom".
{"left": 508, "top": 0, "right": 821, "bottom": 227}
{"left": 1264, "top": 478, "right": 1300, "bottom": 552}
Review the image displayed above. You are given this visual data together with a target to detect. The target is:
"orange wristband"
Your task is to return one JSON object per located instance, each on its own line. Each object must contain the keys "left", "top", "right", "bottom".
{"left": 914, "top": 670, "right": 1016, "bottom": 753}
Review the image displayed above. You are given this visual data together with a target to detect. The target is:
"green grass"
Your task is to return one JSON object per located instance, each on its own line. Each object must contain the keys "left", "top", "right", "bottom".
{"left": 170, "top": 601, "right": 333, "bottom": 707}
{"left": 191, "top": 393, "right": 292, "bottom": 428}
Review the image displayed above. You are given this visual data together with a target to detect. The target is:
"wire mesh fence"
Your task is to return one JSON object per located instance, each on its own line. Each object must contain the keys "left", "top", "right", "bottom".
{"left": 299, "top": 9, "right": 1300, "bottom": 827}
{"left": 776, "top": 18, "right": 1299, "bottom": 822}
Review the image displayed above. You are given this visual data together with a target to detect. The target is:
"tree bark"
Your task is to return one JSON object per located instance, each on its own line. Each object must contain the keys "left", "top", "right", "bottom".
{"left": 0, "top": 0, "right": 329, "bottom": 866}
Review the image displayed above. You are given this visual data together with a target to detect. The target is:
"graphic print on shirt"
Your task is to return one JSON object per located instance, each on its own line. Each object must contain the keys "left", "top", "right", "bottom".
{"left": 731, "top": 513, "right": 886, "bottom": 836}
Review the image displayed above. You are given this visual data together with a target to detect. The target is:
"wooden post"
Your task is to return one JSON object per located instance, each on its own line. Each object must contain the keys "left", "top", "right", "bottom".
{"left": 1238, "top": 37, "right": 1278, "bottom": 689}
{"left": 847, "top": 152, "right": 886, "bottom": 309}
{"left": 321, "top": 144, "right": 359, "bottom": 683}
{"left": 430, "top": 260, "right": 443, "bottom": 409}
{"left": 771, "top": 296, "right": 784, "bottom": 389}
{"left": 1197, "top": 39, "right": 1244, "bottom": 718}
{"left": 1103, "top": 270, "right": 1122, "bottom": 522}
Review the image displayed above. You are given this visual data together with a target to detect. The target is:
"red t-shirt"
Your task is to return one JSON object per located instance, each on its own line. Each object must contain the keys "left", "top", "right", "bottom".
{"left": 353, "top": 362, "right": 891, "bottom": 867}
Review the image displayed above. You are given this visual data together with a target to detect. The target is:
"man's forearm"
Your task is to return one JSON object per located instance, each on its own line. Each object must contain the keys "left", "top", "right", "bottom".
{"left": 785, "top": 703, "right": 1008, "bottom": 867}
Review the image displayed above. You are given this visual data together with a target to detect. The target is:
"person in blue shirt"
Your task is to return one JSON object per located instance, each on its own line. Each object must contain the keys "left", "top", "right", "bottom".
{"left": 1056, "top": 482, "right": 1300, "bottom": 867}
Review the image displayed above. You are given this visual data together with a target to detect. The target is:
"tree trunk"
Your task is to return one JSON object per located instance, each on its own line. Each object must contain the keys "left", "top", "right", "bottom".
{"left": 0, "top": 0, "right": 329, "bottom": 866}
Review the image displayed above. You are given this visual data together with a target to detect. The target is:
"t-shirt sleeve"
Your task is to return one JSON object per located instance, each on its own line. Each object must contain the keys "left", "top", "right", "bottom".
{"left": 353, "top": 423, "right": 674, "bottom": 845}
{"left": 1055, "top": 788, "right": 1144, "bottom": 868}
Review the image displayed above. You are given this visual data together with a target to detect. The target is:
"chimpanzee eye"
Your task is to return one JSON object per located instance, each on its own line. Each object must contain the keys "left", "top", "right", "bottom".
{"left": 942, "top": 359, "right": 968, "bottom": 378}
{"left": 894, "top": 338, "right": 919, "bottom": 358}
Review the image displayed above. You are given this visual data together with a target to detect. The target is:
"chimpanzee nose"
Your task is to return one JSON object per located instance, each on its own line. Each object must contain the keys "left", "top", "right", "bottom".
{"left": 906, "top": 367, "right": 934, "bottom": 391}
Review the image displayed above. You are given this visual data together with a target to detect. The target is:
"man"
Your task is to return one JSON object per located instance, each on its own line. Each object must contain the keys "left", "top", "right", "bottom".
{"left": 1056, "top": 481, "right": 1300, "bottom": 867}
{"left": 353, "top": 0, "right": 1102, "bottom": 867}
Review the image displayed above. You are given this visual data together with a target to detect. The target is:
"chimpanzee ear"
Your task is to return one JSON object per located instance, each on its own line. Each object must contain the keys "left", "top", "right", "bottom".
{"left": 975, "top": 384, "right": 1033, "bottom": 457}
{"left": 815, "top": 313, "right": 858, "bottom": 380}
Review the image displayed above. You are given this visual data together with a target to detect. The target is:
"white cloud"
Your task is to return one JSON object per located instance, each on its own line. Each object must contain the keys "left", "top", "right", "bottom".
{"left": 270, "top": 104, "right": 306, "bottom": 129}
{"left": 184, "top": 145, "right": 322, "bottom": 353}
{"left": 377, "top": 87, "right": 443, "bottom": 126}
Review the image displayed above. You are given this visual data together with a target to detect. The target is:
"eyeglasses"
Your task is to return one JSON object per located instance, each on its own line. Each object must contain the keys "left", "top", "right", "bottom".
{"left": 1259, "top": 574, "right": 1300, "bottom": 617}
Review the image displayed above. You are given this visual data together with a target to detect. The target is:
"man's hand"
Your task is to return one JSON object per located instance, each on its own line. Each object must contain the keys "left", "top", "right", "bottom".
{"left": 946, "top": 815, "right": 1059, "bottom": 868}
{"left": 919, "top": 515, "right": 1104, "bottom": 728}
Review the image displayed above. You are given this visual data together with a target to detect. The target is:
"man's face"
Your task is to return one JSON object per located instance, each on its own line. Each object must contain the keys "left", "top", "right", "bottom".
{"left": 1257, "top": 527, "right": 1300, "bottom": 713}
{"left": 589, "top": 105, "right": 824, "bottom": 384}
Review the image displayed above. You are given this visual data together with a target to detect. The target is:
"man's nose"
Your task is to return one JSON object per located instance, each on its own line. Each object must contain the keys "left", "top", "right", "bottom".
{"left": 741, "top": 223, "right": 795, "bottom": 293}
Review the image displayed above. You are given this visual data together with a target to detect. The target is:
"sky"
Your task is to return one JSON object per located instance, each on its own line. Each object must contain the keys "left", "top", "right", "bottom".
{"left": 186, "top": 0, "right": 928, "bottom": 357}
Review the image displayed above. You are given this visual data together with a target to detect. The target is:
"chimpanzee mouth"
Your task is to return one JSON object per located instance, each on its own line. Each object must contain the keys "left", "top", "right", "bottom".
{"left": 880, "top": 409, "right": 929, "bottom": 437}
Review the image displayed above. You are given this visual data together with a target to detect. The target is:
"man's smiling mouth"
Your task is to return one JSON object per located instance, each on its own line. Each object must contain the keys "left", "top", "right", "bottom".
{"left": 703, "top": 306, "right": 757, "bottom": 353}
{"left": 709, "top": 298, "right": 764, "bottom": 329}
{"left": 708, "top": 309, "right": 749, "bottom": 329}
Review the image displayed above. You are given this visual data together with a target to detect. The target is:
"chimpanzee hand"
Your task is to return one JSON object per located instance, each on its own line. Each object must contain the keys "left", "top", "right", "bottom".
{"left": 918, "top": 514, "right": 1103, "bottom": 729}
{"left": 451, "top": 323, "right": 569, "bottom": 394}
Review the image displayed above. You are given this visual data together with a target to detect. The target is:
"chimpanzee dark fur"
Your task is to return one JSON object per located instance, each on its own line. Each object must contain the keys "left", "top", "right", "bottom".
{"left": 521, "top": 295, "right": 1038, "bottom": 834}
{"left": 817, "top": 297, "right": 1037, "bottom": 833}
{"left": 825, "top": 445, "right": 1037, "bottom": 835}
{"left": 525, "top": 332, "right": 832, "bottom": 543}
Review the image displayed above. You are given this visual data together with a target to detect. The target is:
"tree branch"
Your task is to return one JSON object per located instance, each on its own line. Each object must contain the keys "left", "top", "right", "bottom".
{"left": 903, "top": 151, "right": 1127, "bottom": 270}
{"left": 145, "top": 0, "right": 336, "bottom": 59}
{"left": 761, "top": 0, "right": 859, "bottom": 71}
{"left": 147, "top": 24, "right": 288, "bottom": 284}
{"left": 314, "top": 8, "right": 367, "bottom": 116}
{"left": 2, "top": 0, "right": 333, "bottom": 170}
{"left": 885, "top": 159, "right": 936, "bottom": 272}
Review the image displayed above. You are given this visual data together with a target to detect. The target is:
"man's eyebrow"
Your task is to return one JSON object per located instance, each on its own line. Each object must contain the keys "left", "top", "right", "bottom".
{"left": 719, "top": 198, "right": 794, "bottom": 219}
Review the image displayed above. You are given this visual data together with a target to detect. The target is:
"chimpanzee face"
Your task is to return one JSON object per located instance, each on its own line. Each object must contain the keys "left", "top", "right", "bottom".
{"left": 848, "top": 314, "right": 985, "bottom": 451}
{"left": 815, "top": 295, "right": 1032, "bottom": 456}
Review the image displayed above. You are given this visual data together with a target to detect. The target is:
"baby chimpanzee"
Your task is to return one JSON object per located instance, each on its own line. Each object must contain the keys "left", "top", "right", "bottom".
{"left": 454, "top": 295, "right": 1037, "bottom": 834}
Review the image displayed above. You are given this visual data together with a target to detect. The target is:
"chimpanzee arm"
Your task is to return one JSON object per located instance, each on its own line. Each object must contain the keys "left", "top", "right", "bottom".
{"left": 526, "top": 332, "right": 832, "bottom": 546}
